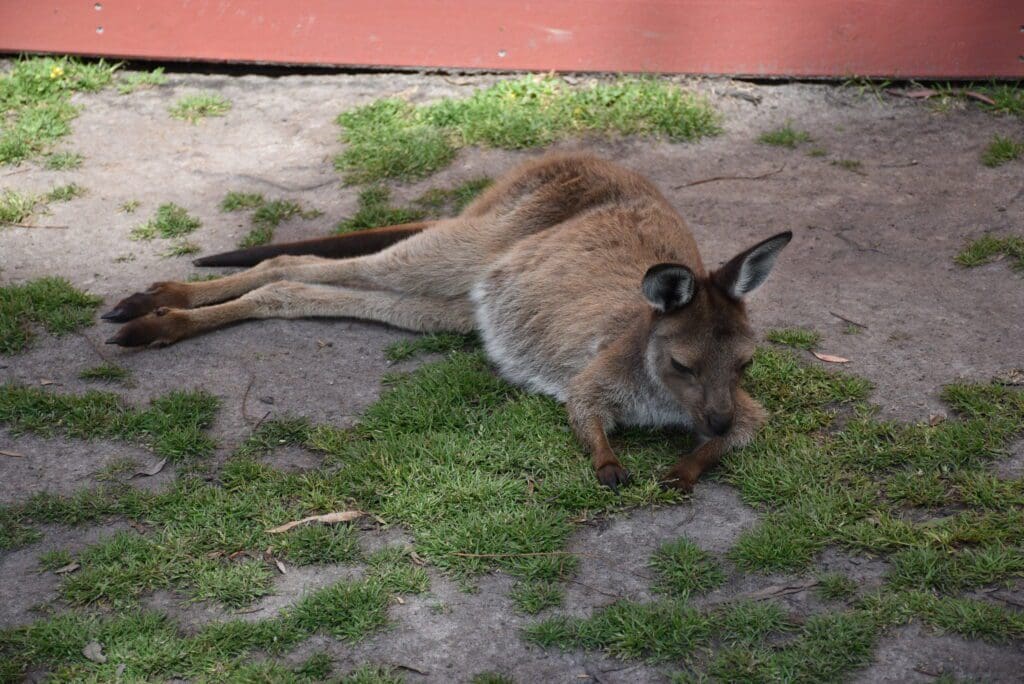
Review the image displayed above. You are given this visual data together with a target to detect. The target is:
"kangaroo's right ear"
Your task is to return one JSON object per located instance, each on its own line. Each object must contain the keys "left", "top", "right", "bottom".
{"left": 642, "top": 264, "right": 697, "bottom": 312}
{"left": 713, "top": 231, "right": 793, "bottom": 300}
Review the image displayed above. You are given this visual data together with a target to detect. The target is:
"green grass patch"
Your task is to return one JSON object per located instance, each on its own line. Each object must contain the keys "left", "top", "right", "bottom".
{"left": 981, "top": 134, "right": 1023, "bottom": 167}
{"left": 130, "top": 202, "right": 201, "bottom": 240}
{"left": 334, "top": 75, "right": 720, "bottom": 182}
{"left": 0, "top": 552, "right": 426, "bottom": 681}
{"left": 336, "top": 177, "right": 493, "bottom": 234}
{"left": 0, "top": 188, "right": 39, "bottom": 225}
{"left": 0, "top": 277, "right": 101, "bottom": 354}
{"left": 116, "top": 67, "right": 167, "bottom": 95}
{"left": 766, "top": 327, "right": 821, "bottom": 350}
{"left": 384, "top": 331, "right": 478, "bottom": 362}
{"left": 118, "top": 199, "right": 140, "bottom": 213}
{"left": 816, "top": 572, "right": 858, "bottom": 600}
{"left": 78, "top": 363, "right": 130, "bottom": 383}
{"left": 38, "top": 549, "right": 74, "bottom": 572}
{"left": 0, "top": 384, "right": 218, "bottom": 464}
{"left": 955, "top": 234, "right": 1024, "bottom": 272}
{"left": 169, "top": 92, "right": 231, "bottom": 123}
{"left": 0, "top": 56, "right": 117, "bottom": 165}
{"left": 510, "top": 580, "right": 564, "bottom": 614}
{"left": 219, "top": 192, "right": 322, "bottom": 248}
{"left": 46, "top": 182, "right": 85, "bottom": 202}
{"left": 649, "top": 538, "right": 725, "bottom": 599}
{"left": 43, "top": 151, "right": 83, "bottom": 170}
{"left": 758, "top": 123, "right": 812, "bottom": 148}
{"left": 221, "top": 191, "right": 265, "bottom": 212}
{"left": 163, "top": 240, "right": 201, "bottom": 258}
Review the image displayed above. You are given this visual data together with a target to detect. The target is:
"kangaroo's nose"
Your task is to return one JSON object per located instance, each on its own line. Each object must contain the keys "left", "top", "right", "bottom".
{"left": 707, "top": 412, "right": 733, "bottom": 436}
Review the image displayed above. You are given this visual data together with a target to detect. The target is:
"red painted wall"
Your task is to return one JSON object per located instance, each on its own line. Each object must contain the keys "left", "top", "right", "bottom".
{"left": 1, "top": 1, "right": 1022, "bottom": 78}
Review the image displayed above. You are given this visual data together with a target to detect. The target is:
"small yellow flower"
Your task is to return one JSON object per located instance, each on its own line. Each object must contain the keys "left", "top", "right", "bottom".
{"left": 49, "top": 66, "right": 64, "bottom": 79}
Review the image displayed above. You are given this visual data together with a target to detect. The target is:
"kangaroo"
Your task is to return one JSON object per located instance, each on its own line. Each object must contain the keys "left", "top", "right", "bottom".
{"left": 103, "top": 153, "right": 791, "bottom": 492}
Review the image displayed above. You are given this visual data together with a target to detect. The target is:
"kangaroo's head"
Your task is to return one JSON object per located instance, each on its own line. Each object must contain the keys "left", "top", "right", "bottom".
{"left": 641, "top": 231, "right": 792, "bottom": 438}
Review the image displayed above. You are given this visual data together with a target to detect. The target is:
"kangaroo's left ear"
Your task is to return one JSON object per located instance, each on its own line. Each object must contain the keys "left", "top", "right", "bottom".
{"left": 713, "top": 231, "right": 793, "bottom": 299}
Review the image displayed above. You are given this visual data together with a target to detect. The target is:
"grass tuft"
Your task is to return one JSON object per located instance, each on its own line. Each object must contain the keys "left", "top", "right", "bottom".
{"left": 78, "top": 363, "right": 131, "bottom": 383}
{"left": 43, "top": 151, "right": 83, "bottom": 170}
{"left": 955, "top": 234, "right": 1024, "bottom": 272}
{"left": 0, "top": 56, "right": 117, "bottom": 165}
{"left": 336, "top": 177, "right": 493, "bottom": 234}
{"left": 0, "top": 188, "right": 38, "bottom": 225}
{"left": 766, "top": 327, "right": 821, "bottom": 350}
{"left": 335, "top": 75, "right": 720, "bottom": 182}
{"left": 981, "top": 134, "right": 1023, "bottom": 167}
{"left": 220, "top": 192, "right": 322, "bottom": 248}
{"left": 649, "top": 538, "right": 725, "bottom": 598}
{"left": 46, "top": 183, "right": 85, "bottom": 202}
{"left": 0, "top": 277, "right": 101, "bottom": 354}
{"left": 130, "top": 202, "right": 201, "bottom": 241}
{"left": 169, "top": 92, "right": 232, "bottom": 123}
{"left": 116, "top": 67, "right": 167, "bottom": 95}
{"left": 758, "top": 123, "right": 812, "bottom": 148}
{"left": 384, "top": 331, "right": 478, "bottom": 362}
{"left": 221, "top": 191, "right": 265, "bottom": 212}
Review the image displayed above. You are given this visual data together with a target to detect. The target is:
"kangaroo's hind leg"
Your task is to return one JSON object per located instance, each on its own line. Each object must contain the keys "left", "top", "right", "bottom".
{"left": 106, "top": 281, "right": 474, "bottom": 347}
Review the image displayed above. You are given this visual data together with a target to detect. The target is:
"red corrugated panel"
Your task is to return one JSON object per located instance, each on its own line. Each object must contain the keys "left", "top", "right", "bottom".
{"left": 1, "top": 1, "right": 1021, "bottom": 78}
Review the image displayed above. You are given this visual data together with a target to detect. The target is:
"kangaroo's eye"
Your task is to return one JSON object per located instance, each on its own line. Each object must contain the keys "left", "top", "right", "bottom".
{"left": 670, "top": 358, "right": 694, "bottom": 376}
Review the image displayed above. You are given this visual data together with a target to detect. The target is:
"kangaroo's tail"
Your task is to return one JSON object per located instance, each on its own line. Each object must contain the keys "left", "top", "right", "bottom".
{"left": 192, "top": 222, "right": 433, "bottom": 268}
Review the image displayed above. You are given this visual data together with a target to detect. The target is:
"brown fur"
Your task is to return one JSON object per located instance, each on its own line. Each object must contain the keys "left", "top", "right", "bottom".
{"left": 105, "top": 153, "right": 791, "bottom": 491}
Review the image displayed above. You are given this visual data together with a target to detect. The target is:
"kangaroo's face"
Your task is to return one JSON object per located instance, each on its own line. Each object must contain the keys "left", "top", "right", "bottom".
{"left": 641, "top": 232, "right": 792, "bottom": 438}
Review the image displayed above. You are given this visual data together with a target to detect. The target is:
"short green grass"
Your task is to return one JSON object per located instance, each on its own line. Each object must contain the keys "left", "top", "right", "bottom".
{"left": 78, "top": 363, "right": 131, "bottom": 384}
{"left": 0, "top": 189, "right": 38, "bottom": 225}
{"left": 0, "top": 552, "right": 426, "bottom": 681}
{"left": 336, "top": 177, "right": 493, "bottom": 234}
{"left": 384, "top": 331, "right": 478, "bottom": 362}
{"left": 0, "top": 385, "right": 218, "bottom": 469}
{"left": 116, "top": 67, "right": 167, "bottom": 95}
{"left": 163, "top": 240, "right": 201, "bottom": 258}
{"left": 816, "top": 572, "right": 858, "bottom": 600}
{"left": 46, "top": 183, "right": 85, "bottom": 202}
{"left": 758, "top": 123, "right": 812, "bottom": 148}
{"left": 981, "top": 134, "right": 1024, "bottom": 167}
{"left": 766, "top": 327, "right": 821, "bottom": 350}
{"left": 169, "top": 92, "right": 232, "bottom": 123}
{"left": 0, "top": 56, "right": 117, "bottom": 165}
{"left": 220, "top": 192, "right": 322, "bottom": 248}
{"left": 0, "top": 277, "right": 102, "bottom": 354}
{"left": 43, "top": 151, "right": 83, "bottom": 170}
{"left": 649, "top": 539, "right": 724, "bottom": 598}
{"left": 955, "top": 234, "right": 1024, "bottom": 272}
{"left": 130, "top": 202, "right": 201, "bottom": 241}
{"left": 335, "top": 75, "right": 720, "bottom": 182}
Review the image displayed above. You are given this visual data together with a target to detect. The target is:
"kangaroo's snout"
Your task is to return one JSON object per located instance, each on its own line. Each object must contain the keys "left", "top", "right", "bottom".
{"left": 706, "top": 411, "right": 734, "bottom": 436}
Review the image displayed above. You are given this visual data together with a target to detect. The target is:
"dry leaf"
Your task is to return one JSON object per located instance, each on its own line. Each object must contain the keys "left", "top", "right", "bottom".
{"left": 131, "top": 458, "right": 167, "bottom": 478}
{"left": 395, "top": 595, "right": 405, "bottom": 604}
{"left": 889, "top": 88, "right": 936, "bottom": 100}
{"left": 54, "top": 562, "right": 80, "bottom": 575}
{"left": 409, "top": 551, "right": 427, "bottom": 566}
{"left": 267, "top": 510, "right": 364, "bottom": 534}
{"left": 0, "top": 449, "right": 24, "bottom": 458}
{"left": 275, "top": 559, "right": 287, "bottom": 574}
{"left": 928, "top": 413, "right": 947, "bottom": 427}
{"left": 961, "top": 90, "right": 997, "bottom": 106}
{"left": 994, "top": 368, "right": 1024, "bottom": 386}
{"left": 39, "top": 379, "right": 58, "bottom": 386}
{"left": 82, "top": 640, "right": 107, "bottom": 663}
{"left": 812, "top": 351, "right": 850, "bottom": 364}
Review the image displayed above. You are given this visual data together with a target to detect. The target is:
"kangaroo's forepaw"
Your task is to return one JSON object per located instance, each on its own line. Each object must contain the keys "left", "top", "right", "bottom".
{"left": 659, "top": 464, "right": 699, "bottom": 494}
{"left": 105, "top": 308, "right": 188, "bottom": 347}
{"left": 596, "top": 463, "right": 631, "bottom": 491}
{"left": 102, "top": 283, "right": 189, "bottom": 322}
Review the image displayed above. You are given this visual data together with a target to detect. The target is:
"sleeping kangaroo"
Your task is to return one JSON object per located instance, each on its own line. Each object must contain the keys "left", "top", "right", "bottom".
{"left": 103, "top": 153, "right": 792, "bottom": 492}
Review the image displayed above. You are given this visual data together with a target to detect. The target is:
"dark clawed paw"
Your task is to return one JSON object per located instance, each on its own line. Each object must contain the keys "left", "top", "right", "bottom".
{"left": 101, "top": 283, "right": 188, "bottom": 322}
{"left": 596, "top": 463, "right": 631, "bottom": 491}
{"left": 105, "top": 311, "right": 184, "bottom": 348}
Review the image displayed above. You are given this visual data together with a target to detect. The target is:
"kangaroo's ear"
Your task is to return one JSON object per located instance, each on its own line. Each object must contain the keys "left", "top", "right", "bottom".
{"left": 642, "top": 263, "right": 697, "bottom": 312}
{"left": 713, "top": 231, "right": 793, "bottom": 299}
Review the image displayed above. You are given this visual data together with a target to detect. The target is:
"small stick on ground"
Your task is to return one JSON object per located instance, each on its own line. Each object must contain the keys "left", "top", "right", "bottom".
{"left": 1, "top": 449, "right": 25, "bottom": 458}
{"left": 7, "top": 223, "right": 69, "bottom": 229}
{"left": 829, "top": 311, "right": 868, "bottom": 329}
{"left": 241, "top": 371, "right": 256, "bottom": 423}
{"left": 672, "top": 165, "right": 785, "bottom": 189}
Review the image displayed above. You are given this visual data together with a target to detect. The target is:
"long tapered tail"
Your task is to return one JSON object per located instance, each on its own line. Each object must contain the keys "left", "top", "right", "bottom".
{"left": 192, "top": 222, "right": 432, "bottom": 268}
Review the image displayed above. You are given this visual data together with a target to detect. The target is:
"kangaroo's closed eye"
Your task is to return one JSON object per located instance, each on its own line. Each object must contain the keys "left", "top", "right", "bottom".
{"left": 670, "top": 358, "right": 694, "bottom": 376}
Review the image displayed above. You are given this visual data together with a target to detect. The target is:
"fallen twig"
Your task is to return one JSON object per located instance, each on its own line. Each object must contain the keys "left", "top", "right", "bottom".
{"left": 673, "top": 165, "right": 785, "bottom": 189}
{"left": 0, "top": 449, "right": 25, "bottom": 458}
{"left": 6, "top": 223, "right": 69, "bottom": 229}
{"left": 241, "top": 371, "right": 256, "bottom": 423}
{"left": 829, "top": 311, "right": 868, "bottom": 329}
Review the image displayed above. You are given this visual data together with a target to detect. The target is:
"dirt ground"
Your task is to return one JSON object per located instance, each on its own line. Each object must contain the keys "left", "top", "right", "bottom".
{"left": 1, "top": 68, "right": 1023, "bottom": 681}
